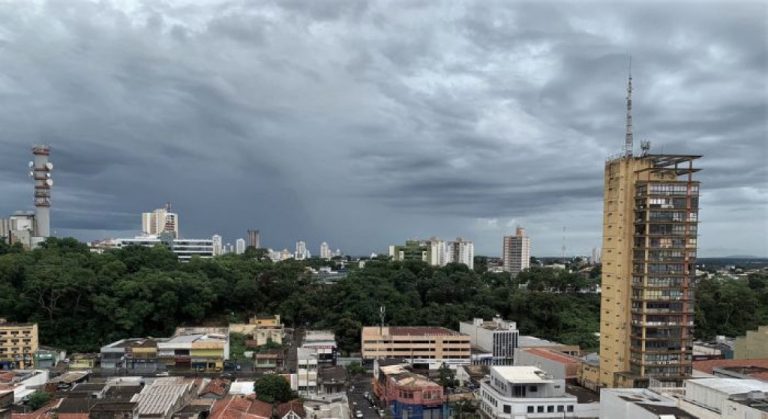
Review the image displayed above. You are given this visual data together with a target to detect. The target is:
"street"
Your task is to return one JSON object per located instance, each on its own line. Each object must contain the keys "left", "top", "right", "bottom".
{"left": 347, "top": 374, "right": 380, "bottom": 419}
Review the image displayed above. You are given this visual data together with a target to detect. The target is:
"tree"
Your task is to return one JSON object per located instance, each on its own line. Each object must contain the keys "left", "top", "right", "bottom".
{"left": 346, "top": 361, "right": 366, "bottom": 376}
{"left": 437, "top": 363, "right": 457, "bottom": 389}
{"left": 27, "top": 391, "right": 51, "bottom": 411}
{"left": 254, "top": 374, "right": 297, "bottom": 403}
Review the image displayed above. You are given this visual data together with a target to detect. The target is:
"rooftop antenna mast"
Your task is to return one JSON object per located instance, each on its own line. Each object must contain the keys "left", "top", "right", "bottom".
{"left": 379, "top": 305, "right": 386, "bottom": 335}
{"left": 624, "top": 56, "right": 634, "bottom": 157}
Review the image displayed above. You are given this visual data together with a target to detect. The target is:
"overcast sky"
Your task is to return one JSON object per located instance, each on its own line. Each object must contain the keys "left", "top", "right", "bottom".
{"left": 0, "top": 0, "right": 766, "bottom": 257}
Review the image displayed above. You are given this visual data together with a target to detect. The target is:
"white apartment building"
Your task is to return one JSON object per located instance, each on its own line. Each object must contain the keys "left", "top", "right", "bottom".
{"left": 320, "top": 242, "right": 332, "bottom": 260}
{"left": 479, "top": 366, "right": 587, "bottom": 418}
{"left": 295, "top": 347, "right": 319, "bottom": 395}
{"left": 235, "top": 238, "right": 246, "bottom": 255}
{"left": 460, "top": 317, "right": 519, "bottom": 365}
{"left": 142, "top": 206, "right": 179, "bottom": 238}
{"left": 503, "top": 227, "right": 530, "bottom": 278}
{"left": 212, "top": 235, "right": 223, "bottom": 256}
{"left": 448, "top": 237, "right": 475, "bottom": 269}
{"left": 295, "top": 241, "right": 309, "bottom": 260}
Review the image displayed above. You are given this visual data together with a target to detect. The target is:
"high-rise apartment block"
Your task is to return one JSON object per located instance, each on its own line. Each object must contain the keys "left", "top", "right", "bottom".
{"left": 235, "top": 238, "right": 246, "bottom": 255}
{"left": 389, "top": 237, "right": 474, "bottom": 269}
{"left": 295, "top": 240, "right": 309, "bottom": 260}
{"left": 503, "top": 227, "right": 530, "bottom": 278}
{"left": 319, "top": 242, "right": 332, "bottom": 260}
{"left": 599, "top": 71, "right": 701, "bottom": 388}
{"left": 142, "top": 204, "right": 179, "bottom": 238}
{"left": 247, "top": 229, "right": 261, "bottom": 248}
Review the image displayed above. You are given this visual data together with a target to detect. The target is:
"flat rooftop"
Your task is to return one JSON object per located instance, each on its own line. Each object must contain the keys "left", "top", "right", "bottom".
{"left": 363, "top": 326, "right": 464, "bottom": 337}
{"left": 493, "top": 366, "right": 553, "bottom": 384}
{"left": 521, "top": 347, "right": 580, "bottom": 365}
{"left": 687, "top": 378, "right": 768, "bottom": 395}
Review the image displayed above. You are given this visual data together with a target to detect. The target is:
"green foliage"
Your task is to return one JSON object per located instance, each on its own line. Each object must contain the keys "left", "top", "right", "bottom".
{"left": 254, "top": 374, "right": 296, "bottom": 403}
{"left": 346, "top": 361, "right": 366, "bottom": 376}
{"left": 27, "top": 391, "right": 51, "bottom": 411}
{"left": 0, "top": 238, "right": 604, "bottom": 353}
{"left": 229, "top": 333, "right": 248, "bottom": 360}
{"left": 695, "top": 272, "right": 768, "bottom": 340}
{"left": 437, "top": 363, "right": 457, "bottom": 388}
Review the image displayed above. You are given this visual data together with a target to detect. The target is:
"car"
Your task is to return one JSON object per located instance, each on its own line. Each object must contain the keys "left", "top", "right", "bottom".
{"left": 355, "top": 411, "right": 363, "bottom": 418}
{"left": 155, "top": 371, "right": 170, "bottom": 377}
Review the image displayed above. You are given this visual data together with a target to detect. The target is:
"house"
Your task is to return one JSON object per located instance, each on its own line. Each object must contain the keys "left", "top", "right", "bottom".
{"left": 276, "top": 400, "right": 305, "bottom": 419}
{"left": 209, "top": 395, "right": 272, "bottom": 419}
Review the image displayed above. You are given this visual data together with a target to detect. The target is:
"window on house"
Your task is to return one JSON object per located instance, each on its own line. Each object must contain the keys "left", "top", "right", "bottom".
{"left": 547, "top": 406, "right": 554, "bottom": 413}
{"left": 567, "top": 405, "right": 574, "bottom": 412}
{"left": 537, "top": 406, "right": 544, "bottom": 413}
{"left": 503, "top": 405, "right": 510, "bottom": 414}
{"left": 527, "top": 406, "right": 534, "bottom": 413}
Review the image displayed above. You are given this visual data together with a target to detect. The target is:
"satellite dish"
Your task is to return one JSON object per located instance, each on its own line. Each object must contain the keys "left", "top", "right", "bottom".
{"left": 29, "top": 171, "right": 34, "bottom": 177}
{"left": 28, "top": 161, "right": 34, "bottom": 168}
{"left": 46, "top": 179, "right": 53, "bottom": 186}
{"left": 46, "top": 173, "right": 51, "bottom": 178}
{"left": 46, "top": 162, "right": 53, "bottom": 170}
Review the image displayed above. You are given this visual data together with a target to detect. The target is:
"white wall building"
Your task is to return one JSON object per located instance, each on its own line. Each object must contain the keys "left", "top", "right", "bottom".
{"left": 460, "top": 317, "right": 519, "bottom": 365}
{"left": 107, "top": 236, "right": 214, "bottom": 262}
{"left": 448, "top": 237, "right": 474, "bottom": 269}
{"left": 479, "top": 366, "right": 589, "bottom": 418}
{"left": 320, "top": 242, "right": 332, "bottom": 260}
{"left": 142, "top": 206, "right": 179, "bottom": 238}
{"left": 503, "top": 227, "right": 531, "bottom": 278}
{"left": 295, "top": 241, "right": 309, "bottom": 260}
{"left": 235, "top": 238, "right": 246, "bottom": 255}
{"left": 212, "top": 234, "right": 223, "bottom": 256}
{"left": 599, "top": 388, "right": 687, "bottom": 419}
{"left": 295, "top": 347, "right": 319, "bottom": 396}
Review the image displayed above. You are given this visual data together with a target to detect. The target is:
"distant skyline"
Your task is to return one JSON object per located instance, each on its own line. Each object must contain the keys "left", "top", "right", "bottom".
{"left": 0, "top": 1, "right": 765, "bottom": 257}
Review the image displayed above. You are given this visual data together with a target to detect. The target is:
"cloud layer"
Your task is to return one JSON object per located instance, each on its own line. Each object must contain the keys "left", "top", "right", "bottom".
{"left": 0, "top": 0, "right": 765, "bottom": 257}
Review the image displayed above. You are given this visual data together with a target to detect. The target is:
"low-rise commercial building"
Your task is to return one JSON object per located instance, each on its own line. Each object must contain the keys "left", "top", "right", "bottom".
{"left": 599, "top": 388, "right": 694, "bottom": 419}
{"left": 92, "top": 236, "right": 215, "bottom": 262}
{"left": 302, "top": 331, "right": 337, "bottom": 366}
{"left": 373, "top": 363, "right": 446, "bottom": 419}
{"left": 514, "top": 348, "right": 580, "bottom": 382}
{"left": 479, "top": 366, "right": 581, "bottom": 418}
{"left": 362, "top": 327, "right": 471, "bottom": 369}
{"left": 101, "top": 328, "right": 229, "bottom": 373}
{"left": 577, "top": 355, "right": 601, "bottom": 392}
{"left": 0, "top": 319, "right": 38, "bottom": 369}
{"left": 459, "top": 318, "right": 519, "bottom": 366}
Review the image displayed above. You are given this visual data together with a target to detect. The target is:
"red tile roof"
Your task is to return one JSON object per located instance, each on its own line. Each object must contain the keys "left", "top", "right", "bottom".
{"left": 11, "top": 399, "right": 61, "bottom": 419}
{"left": 693, "top": 358, "right": 768, "bottom": 375}
{"left": 276, "top": 399, "right": 305, "bottom": 419}
{"left": 201, "top": 378, "right": 230, "bottom": 398}
{"left": 523, "top": 348, "right": 580, "bottom": 365}
{"left": 210, "top": 396, "right": 272, "bottom": 419}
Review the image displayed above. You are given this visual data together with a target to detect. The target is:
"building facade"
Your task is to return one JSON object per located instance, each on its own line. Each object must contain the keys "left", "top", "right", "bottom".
{"left": 734, "top": 325, "right": 768, "bottom": 360}
{"left": 142, "top": 205, "right": 179, "bottom": 238}
{"left": 247, "top": 229, "right": 261, "bottom": 248}
{"left": 0, "top": 319, "right": 38, "bottom": 369}
{"left": 235, "top": 238, "right": 246, "bottom": 255}
{"left": 295, "top": 241, "right": 309, "bottom": 260}
{"left": 447, "top": 238, "right": 474, "bottom": 269}
{"left": 104, "top": 236, "right": 215, "bottom": 261}
{"left": 374, "top": 363, "right": 446, "bottom": 419}
{"left": 319, "top": 242, "right": 332, "bottom": 260}
{"left": 361, "top": 327, "right": 471, "bottom": 368}
{"left": 479, "top": 366, "right": 578, "bottom": 419}
{"left": 599, "top": 153, "right": 701, "bottom": 388}
{"left": 502, "top": 227, "right": 530, "bottom": 278}
{"left": 459, "top": 318, "right": 519, "bottom": 365}
{"left": 389, "top": 238, "right": 474, "bottom": 269}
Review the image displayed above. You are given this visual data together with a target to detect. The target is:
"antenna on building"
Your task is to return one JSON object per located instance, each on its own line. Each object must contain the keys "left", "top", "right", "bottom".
{"left": 165, "top": 201, "right": 172, "bottom": 211}
{"left": 379, "top": 306, "right": 386, "bottom": 335}
{"left": 624, "top": 56, "right": 634, "bottom": 158}
{"left": 561, "top": 226, "right": 567, "bottom": 262}
{"left": 640, "top": 140, "right": 651, "bottom": 156}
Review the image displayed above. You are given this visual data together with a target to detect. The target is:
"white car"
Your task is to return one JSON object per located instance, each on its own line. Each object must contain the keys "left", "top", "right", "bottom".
{"left": 355, "top": 411, "right": 363, "bottom": 418}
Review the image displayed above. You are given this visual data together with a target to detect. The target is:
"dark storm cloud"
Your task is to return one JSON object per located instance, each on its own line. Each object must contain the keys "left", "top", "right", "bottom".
{"left": 0, "top": 0, "right": 765, "bottom": 257}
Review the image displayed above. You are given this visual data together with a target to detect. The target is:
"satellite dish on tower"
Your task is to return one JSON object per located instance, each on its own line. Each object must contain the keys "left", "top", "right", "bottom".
{"left": 28, "top": 161, "right": 34, "bottom": 168}
{"left": 46, "top": 179, "right": 53, "bottom": 186}
{"left": 46, "top": 162, "right": 53, "bottom": 170}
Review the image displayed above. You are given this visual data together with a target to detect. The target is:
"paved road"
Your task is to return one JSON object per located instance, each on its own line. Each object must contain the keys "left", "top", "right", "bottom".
{"left": 348, "top": 375, "right": 379, "bottom": 419}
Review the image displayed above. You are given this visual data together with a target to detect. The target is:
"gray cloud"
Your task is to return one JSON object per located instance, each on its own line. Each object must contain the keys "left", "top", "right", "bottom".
{"left": 0, "top": 0, "right": 765, "bottom": 257}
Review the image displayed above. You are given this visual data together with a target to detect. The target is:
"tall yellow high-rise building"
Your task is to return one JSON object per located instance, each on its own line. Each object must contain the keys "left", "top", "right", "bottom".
{"left": 599, "top": 70, "right": 701, "bottom": 388}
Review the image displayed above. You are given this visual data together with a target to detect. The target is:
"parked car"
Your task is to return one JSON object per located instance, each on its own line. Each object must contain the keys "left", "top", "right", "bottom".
{"left": 155, "top": 371, "right": 170, "bottom": 377}
{"left": 355, "top": 411, "right": 363, "bottom": 418}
